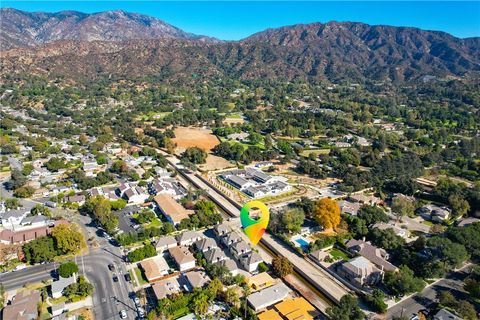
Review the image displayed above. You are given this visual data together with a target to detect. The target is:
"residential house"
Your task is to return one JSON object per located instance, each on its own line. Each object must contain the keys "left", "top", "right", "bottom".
{"left": 346, "top": 239, "right": 397, "bottom": 272}
{"left": 194, "top": 237, "right": 217, "bottom": 253}
{"left": 184, "top": 270, "right": 211, "bottom": 290}
{"left": 248, "top": 272, "right": 275, "bottom": 291}
{"left": 152, "top": 276, "right": 182, "bottom": 300}
{"left": 349, "top": 194, "right": 382, "bottom": 206}
{"left": 374, "top": 223, "right": 409, "bottom": 239}
{"left": 338, "top": 256, "right": 382, "bottom": 288}
{"left": 309, "top": 250, "right": 330, "bottom": 263}
{"left": 2, "top": 290, "right": 41, "bottom": 320}
{"left": 51, "top": 276, "right": 76, "bottom": 299}
{"left": 338, "top": 200, "right": 361, "bottom": 216}
{"left": 154, "top": 194, "right": 194, "bottom": 225}
{"left": 247, "top": 283, "right": 291, "bottom": 312}
{"left": 0, "top": 210, "right": 29, "bottom": 229}
{"left": 417, "top": 205, "right": 451, "bottom": 223}
{"left": 123, "top": 186, "right": 149, "bottom": 204}
{"left": 239, "top": 252, "right": 263, "bottom": 272}
{"left": 140, "top": 256, "right": 170, "bottom": 282}
{"left": 227, "top": 132, "right": 249, "bottom": 142}
{"left": 83, "top": 160, "right": 99, "bottom": 177}
{"left": 222, "top": 231, "right": 242, "bottom": 247}
{"left": 177, "top": 231, "right": 204, "bottom": 247}
{"left": 457, "top": 217, "right": 480, "bottom": 227}
{"left": 230, "top": 240, "right": 251, "bottom": 258}
{"left": 219, "top": 258, "right": 239, "bottom": 276}
{"left": 168, "top": 246, "right": 195, "bottom": 271}
{"left": 90, "top": 186, "right": 120, "bottom": 201}
{"left": 258, "top": 310, "right": 283, "bottom": 320}
{"left": 214, "top": 223, "right": 230, "bottom": 239}
{"left": 63, "top": 194, "right": 86, "bottom": 205}
{"left": 156, "top": 236, "right": 178, "bottom": 252}
{"left": 19, "top": 215, "right": 50, "bottom": 229}
{"left": 50, "top": 302, "right": 65, "bottom": 317}
{"left": 204, "top": 248, "right": 227, "bottom": 264}
{"left": 433, "top": 309, "right": 462, "bottom": 320}
{"left": 273, "top": 297, "right": 320, "bottom": 320}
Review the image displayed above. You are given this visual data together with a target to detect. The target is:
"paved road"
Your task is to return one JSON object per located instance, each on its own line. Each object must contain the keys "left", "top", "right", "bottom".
{"left": 1, "top": 214, "right": 138, "bottom": 320}
{"left": 76, "top": 214, "right": 137, "bottom": 320}
{"left": 0, "top": 263, "right": 57, "bottom": 291}
{"left": 387, "top": 265, "right": 475, "bottom": 319}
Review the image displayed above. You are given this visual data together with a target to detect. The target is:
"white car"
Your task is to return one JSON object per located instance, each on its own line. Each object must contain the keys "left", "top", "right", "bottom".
{"left": 120, "top": 310, "right": 127, "bottom": 319}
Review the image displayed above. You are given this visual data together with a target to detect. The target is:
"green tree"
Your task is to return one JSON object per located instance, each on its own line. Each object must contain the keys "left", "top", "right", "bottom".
{"left": 448, "top": 195, "right": 470, "bottom": 217}
{"left": 272, "top": 256, "right": 293, "bottom": 278}
{"left": 58, "top": 262, "right": 79, "bottom": 278}
{"left": 13, "top": 186, "right": 35, "bottom": 198}
{"left": 384, "top": 266, "right": 425, "bottom": 296}
{"left": 23, "top": 236, "right": 57, "bottom": 264}
{"left": 83, "top": 196, "right": 118, "bottom": 234}
{"left": 4, "top": 198, "right": 20, "bottom": 209}
{"left": 223, "top": 287, "right": 240, "bottom": 307}
{"left": 51, "top": 224, "right": 86, "bottom": 255}
{"left": 391, "top": 196, "right": 415, "bottom": 221}
{"left": 357, "top": 205, "right": 389, "bottom": 225}
{"left": 326, "top": 294, "right": 365, "bottom": 320}
{"left": 363, "top": 289, "right": 387, "bottom": 314}
{"left": 182, "top": 147, "right": 207, "bottom": 164}
{"left": 44, "top": 157, "right": 66, "bottom": 172}
{"left": 280, "top": 208, "right": 305, "bottom": 234}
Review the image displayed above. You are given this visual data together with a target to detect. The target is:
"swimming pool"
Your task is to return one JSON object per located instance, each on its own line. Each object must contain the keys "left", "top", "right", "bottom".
{"left": 294, "top": 238, "right": 310, "bottom": 247}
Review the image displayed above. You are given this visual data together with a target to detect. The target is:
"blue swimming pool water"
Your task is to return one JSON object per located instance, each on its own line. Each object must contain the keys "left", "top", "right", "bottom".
{"left": 295, "top": 238, "right": 310, "bottom": 247}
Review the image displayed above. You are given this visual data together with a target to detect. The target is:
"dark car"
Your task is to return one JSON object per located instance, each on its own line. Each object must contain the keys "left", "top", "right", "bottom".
{"left": 124, "top": 273, "right": 131, "bottom": 282}
{"left": 108, "top": 263, "right": 115, "bottom": 271}
{"left": 113, "top": 274, "right": 119, "bottom": 282}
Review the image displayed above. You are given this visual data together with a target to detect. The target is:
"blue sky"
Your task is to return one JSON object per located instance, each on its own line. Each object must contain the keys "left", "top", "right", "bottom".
{"left": 2, "top": 1, "right": 480, "bottom": 40}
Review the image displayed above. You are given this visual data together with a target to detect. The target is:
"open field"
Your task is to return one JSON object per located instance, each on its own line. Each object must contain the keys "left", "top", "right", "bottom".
{"left": 198, "top": 154, "right": 234, "bottom": 171}
{"left": 172, "top": 127, "right": 220, "bottom": 153}
{"left": 300, "top": 149, "right": 331, "bottom": 157}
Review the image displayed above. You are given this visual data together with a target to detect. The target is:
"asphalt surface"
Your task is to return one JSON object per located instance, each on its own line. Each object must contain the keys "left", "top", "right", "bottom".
{"left": 387, "top": 265, "right": 477, "bottom": 319}
{"left": 0, "top": 213, "right": 138, "bottom": 320}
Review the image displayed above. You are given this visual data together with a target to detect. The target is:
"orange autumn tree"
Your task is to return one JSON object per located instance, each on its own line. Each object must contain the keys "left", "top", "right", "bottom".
{"left": 313, "top": 198, "right": 341, "bottom": 231}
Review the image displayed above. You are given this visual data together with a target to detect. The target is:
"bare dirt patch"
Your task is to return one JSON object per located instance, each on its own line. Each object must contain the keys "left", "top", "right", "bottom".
{"left": 172, "top": 127, "right": 220, "bottom": 153}
{"left": 199, "top": 155, "right": 235, "bottom": 171}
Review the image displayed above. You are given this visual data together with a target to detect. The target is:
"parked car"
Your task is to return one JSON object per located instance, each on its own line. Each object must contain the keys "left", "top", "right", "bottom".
{"left": 124, "top": 273, "right": 131, "bottom": 282}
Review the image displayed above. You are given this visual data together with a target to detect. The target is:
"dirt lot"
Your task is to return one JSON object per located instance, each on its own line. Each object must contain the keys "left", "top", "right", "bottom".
{"left": 199, "top": 154, "right": 234, "bottom": 171}
{"left": 172, "top": 127, "right": 220, "bottom": 153}
{"left": 222, "top": 118, "right": 245, "bottom": 125}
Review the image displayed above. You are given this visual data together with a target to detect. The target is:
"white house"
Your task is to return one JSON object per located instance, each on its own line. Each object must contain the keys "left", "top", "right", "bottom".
{"left": 240, "top": 252, "right": 263, "bottom": 273}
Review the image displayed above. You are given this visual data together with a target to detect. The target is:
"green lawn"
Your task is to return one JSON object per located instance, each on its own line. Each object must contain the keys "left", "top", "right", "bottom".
{"left": 225, "top": 113, "right": 243, "bottom": 119}
{"left": 329, "top": 248, "right": 349, "bottom": 260}
{"left": 138, "top": 111, "right": 172, "bottom": 121}
{"left": 146, "top": 218, "right": 162, "bottom": 228}
{"left": 300, "top": 149, "right": 331, "bottom": 157}
{"left": 133, "top": 267, "right": 148, "bottom": 286}
{"left": 129, "top": 269, "right": 137, "bottom": 287}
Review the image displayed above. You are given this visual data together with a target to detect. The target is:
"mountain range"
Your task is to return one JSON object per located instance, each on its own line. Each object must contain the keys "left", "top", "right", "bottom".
{"left": 1, "top": 8, "right": 479, "bottom": 83}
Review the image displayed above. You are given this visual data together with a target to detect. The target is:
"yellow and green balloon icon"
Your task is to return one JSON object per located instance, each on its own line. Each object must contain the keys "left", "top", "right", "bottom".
{"left": 240, "top": 200, "right": 270, "bottom": 246}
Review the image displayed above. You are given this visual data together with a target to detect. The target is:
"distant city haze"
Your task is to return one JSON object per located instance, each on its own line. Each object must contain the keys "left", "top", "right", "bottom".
{"left": 2, "top": 1, "right": 479, "bottom": 39}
